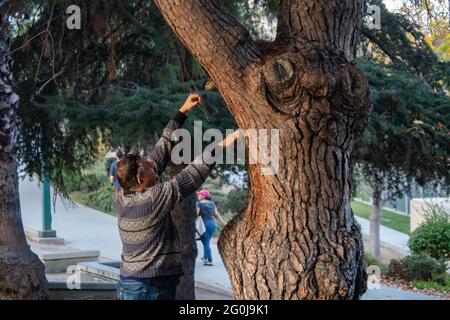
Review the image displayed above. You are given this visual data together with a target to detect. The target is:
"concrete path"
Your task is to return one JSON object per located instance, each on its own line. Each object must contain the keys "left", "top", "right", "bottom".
{"left": 355, "top": 216, "right": 410, "bottom": 253}
{"left": 20, "top": 177, "right": 439, "bottom": 300}
{"left": 362, "top": 285, "right": 441, "bottom": 300}
{"left": 20, "top": 177, "right": 121, "bottom": 260}
{"left": 195, "top": 239, "right": 233, "bottom": 295}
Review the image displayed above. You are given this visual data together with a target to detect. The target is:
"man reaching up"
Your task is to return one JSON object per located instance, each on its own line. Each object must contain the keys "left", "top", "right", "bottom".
{"left": 115, "top": 94, "right": 240, "bottom": 300}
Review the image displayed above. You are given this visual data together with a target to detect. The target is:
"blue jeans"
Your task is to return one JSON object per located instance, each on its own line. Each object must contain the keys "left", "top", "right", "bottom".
{"left": 201, "top": 219, "right": 216, "bottom": 262}
{"left": 117, "top": 277, "right": 179, "bottom": 300}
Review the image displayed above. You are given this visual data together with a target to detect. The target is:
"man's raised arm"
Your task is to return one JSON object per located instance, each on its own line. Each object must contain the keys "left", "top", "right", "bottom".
{"left": 153, "top": 130, "right": 242, "bottom": 210}
{"left": 147, "top": 94, "right": 203, "bottom": 176}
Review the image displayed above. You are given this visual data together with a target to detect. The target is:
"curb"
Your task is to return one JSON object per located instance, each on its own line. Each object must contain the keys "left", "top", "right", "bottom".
{"left": 195, "top": 280, "right": 233, "bottom": 297}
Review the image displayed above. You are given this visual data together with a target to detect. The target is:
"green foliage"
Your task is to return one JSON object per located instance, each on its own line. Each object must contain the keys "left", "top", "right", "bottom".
{"left": 85, "top": 183, "right": 116, "bottom": 215}
{"left": 208, "top": 189, "right": 227, "bottom": 215}
{"left": 71, "top": 182, "right": 116, "bottom": 215}
{"left": 355, "top": 1, "right": 450, "bottom": 208}
{"left": 354, "top": 60, "right": 450, "bottom": 199}
{"left": 18, "top": 84, "right": 235, "bottom": 198}
{"left": 222, "top": 0, "right": 278, "bottom": 39}
{"left": 224, "top": 188, "right": 248, "bottom": 215}
{"left": 408, "top": 203, "right": 450, "bottom": 260}
{"left": 10, "top": 0, "right": 238, "bottom": 198}
{"left": 11, "top": 0, "right": 450, "bottom": 211}
{"left": 413, "top": 279, "right": 450, "bottom": 291}
{"left": 364, "top": 252, "right": 388, "bottom": 275}
{"left": 159, "top": 64, "right": 181, "bottom": 88}
{"left": 388, "top": 254, "right": 448, "bottom": 284}
{"left": 362, "top": 0, "right": 450, "bottom": 91}
{"left": 66, "top": 160, "right": 116, "bottom": 215}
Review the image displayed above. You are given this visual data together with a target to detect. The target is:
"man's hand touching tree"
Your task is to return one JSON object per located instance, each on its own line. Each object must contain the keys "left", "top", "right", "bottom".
{"left": 179, "top": 93, "right": 203, "bottom": 114}
{"left": 218, "top": 130, "right": 242, "bottom": 149}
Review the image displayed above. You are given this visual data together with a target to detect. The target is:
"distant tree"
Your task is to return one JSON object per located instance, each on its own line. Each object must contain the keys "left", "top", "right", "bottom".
{"left": 361, "top": 0, "right": 450, "bottom": 91}
{"left": 224, "top": 188, "right": 249, "bottom": 215}
{"left": 354, "top": 60, "right": 450, "bottom": 258}
{"left": 398, "top": 0, "right": 449, "bottom": 61}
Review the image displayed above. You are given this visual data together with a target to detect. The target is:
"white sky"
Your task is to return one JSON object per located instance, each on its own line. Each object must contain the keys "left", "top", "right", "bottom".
{"left": 384, "top": 0, "right": 404, "bottom": 11}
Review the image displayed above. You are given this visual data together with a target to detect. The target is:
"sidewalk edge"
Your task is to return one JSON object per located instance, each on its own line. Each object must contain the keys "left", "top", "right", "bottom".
{"left": 195, "top": 280, "right": 233, "bottom": 297}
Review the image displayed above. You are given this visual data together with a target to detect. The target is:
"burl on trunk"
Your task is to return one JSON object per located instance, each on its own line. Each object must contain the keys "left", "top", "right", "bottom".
{"left": 154, "top": 0, "right": 372, "bottom": 299}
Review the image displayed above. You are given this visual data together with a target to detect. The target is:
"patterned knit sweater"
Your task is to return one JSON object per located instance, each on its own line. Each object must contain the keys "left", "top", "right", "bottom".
{"left": 117, "top": 112, "right": 215, "bottom": 279}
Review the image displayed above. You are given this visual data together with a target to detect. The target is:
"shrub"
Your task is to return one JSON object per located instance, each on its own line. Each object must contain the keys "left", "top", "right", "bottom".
{"left": 364, "top": 252, "right": 388, "bottom": 275}
{"left": 413, "top": 279, "right": 450, "bottom": 291}
{"left": 87, "top": 183, "right": 116, "bottom": 214}
{"left": 62, "top": 170, "right": 83, "bottom": 193}
{"left": 224, "top": 188, "right": 248, "bottom": 214}
{"left": 64, "top": 161, "right": 116, "bottom": 215}
{"left": 408, "top": 203, "right": 450, "bottom": 260}
{"left": 387, "top": 259, "right": 407, "bottom": 279}
{"left": 79, "top": 173, "right": 104, "bottom": 192}
{"left": 388, "top": 254, "right": 448, "bottom": 284}
{"left": 209, "top": 190, "right": 226, "bottom": 214}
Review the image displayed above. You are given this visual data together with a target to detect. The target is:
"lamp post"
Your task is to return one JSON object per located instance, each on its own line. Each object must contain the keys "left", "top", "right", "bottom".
{"left": 39, "top": 172, "right": 56, "bottom": 238}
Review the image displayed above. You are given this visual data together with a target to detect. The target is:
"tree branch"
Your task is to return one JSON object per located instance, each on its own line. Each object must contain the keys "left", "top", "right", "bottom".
{"left": 276, "top": 0, "right": 365, "bottom": 61}
{"left": 153, "top": 0, "right": 262, "bottom": 90}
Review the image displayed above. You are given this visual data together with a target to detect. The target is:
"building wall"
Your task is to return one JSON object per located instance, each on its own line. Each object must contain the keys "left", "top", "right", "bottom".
{"left": 410, "top": 198, "right": 450, "bottom": 232}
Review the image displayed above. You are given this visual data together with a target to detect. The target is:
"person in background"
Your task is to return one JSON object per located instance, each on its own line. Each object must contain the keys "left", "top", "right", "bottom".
{"left": 110, "top": 150, "right": 124, "bottom": 200}
{"left": 196, "top": 190, "right": 226, "bottom": 266}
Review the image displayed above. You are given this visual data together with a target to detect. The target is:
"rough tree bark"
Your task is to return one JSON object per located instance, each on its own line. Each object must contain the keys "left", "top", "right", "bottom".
{"left": 0, "top": 7, "right": 49, "bottom": 300}
{"left": 369, "top": 183, "right": 382, "bottom": 259}
{"left": 170, "top": 165, "right": 197, "bottom": 300}
{"left": 154, "top": 0, "right": 372, "bottom": 299}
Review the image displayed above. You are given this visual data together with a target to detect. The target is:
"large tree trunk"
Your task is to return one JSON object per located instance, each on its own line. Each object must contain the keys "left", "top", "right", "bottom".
{"left": 170, "top": 165, "right": 197, "bottom": 300}
{"left": 369, "top": 183, "right": 382, "bottom": 259}
{"left": 0, "top": 7, "right": 49, "bottom": 300}
{"left": 154, "top": 0, "right": 372, "bottom": 299}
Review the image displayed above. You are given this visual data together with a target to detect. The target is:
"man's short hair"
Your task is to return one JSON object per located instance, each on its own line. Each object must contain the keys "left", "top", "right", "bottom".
{"left": 116, "top": 149, "right": 124, "bottom": 159}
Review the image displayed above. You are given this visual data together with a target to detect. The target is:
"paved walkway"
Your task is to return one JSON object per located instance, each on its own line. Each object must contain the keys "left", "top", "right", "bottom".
{"left": 20, "top": 178, "right": 439, "bottom": 300}
{"left": 20, "top": 177, "right": 121, "bottom": 260}
{"left": 355, "top": 216, "right": 410, "bottom": 253}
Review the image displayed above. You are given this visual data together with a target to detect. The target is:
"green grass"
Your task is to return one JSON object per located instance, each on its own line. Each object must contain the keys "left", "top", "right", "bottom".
{"left": 70, "top": 190, "right": 117, "bottom": 217}
{"left": 413, "top": 280, "right": 450, "bottom": 291}
{"left": 70, "top": 191, "right": 89, "bottom": 205}
{"left": 351, "top": 200, "right": 411, "bottom": 235}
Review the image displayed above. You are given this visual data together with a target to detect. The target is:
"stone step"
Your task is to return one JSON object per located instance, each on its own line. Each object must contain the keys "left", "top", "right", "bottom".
{"left": 30, "top": 241, "right": 100, "bottom": 273}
